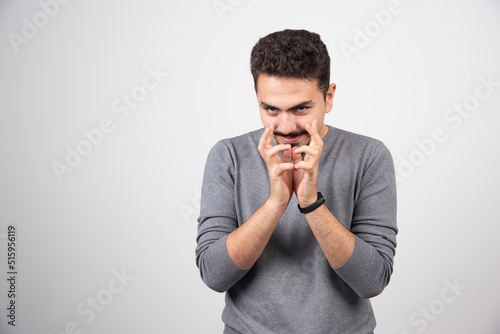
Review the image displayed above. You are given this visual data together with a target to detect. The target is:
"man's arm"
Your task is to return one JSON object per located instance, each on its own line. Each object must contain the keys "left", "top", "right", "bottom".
{"left": 225, "top": 199, "right": 284, "bottom": 269}
{"left": 293, "top": 122, "right": 397, "bottom": 298}
{"left": 303, "top": 205, "right": 355, "bottom": 268}
{"left": 331, "top": 141, "right": 397, "bottom": 298}
{"left": 226, "top": 125, "right": 294, "bottom": 269}
{"left": 196, "top": 126, "right": 294, "bottom": 290}
{"left": 292, "top": 121, "right": 356, "bottom": 268}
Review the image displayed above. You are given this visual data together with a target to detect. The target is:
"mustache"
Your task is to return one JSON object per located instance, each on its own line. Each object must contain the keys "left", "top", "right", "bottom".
{"left": 273, "top": 130, "right": 308, "bottom": 138}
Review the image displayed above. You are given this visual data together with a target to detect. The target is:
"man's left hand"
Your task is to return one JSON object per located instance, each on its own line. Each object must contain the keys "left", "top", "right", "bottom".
{"left": 292, "top": 119, "right": 324, "bottom": 207}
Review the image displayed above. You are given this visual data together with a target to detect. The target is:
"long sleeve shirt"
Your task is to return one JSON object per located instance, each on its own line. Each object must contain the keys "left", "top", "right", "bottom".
{"left": 196, "top": 126, "right": 398, "bottom": 334}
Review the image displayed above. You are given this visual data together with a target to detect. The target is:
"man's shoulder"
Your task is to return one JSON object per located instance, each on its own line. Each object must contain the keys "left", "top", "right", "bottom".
{"left": 206, "top": 128, "right": 264, "bottom": 163}
{"left": 220, "top": 128, "right": 264, "bottom": 145}
{"left": 329, "top": 126, "right": 384, "bottom": 149}
{"left": 327, "top": 126, "right": 392, "bottom": 164}
{"left": 212, "top": 128, "right": 264, "bottom": 151}
{"left": 330, "top": 127, "right": 382, "bottom": 146}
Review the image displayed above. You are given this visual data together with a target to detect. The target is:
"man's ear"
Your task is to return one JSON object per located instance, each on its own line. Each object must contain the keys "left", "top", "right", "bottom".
{"left": 325, "top": 83, "right": 336, "bottom": 113}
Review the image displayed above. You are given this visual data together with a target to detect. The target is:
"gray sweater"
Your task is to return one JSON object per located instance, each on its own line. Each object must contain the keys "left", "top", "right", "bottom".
{"left": 196, "top": 126, "right": 397, "bottom": 334}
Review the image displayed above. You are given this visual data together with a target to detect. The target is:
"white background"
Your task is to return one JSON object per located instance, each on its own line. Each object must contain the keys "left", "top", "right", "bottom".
{"left": 1, "top": 0, "right": 500, "bottom": 333}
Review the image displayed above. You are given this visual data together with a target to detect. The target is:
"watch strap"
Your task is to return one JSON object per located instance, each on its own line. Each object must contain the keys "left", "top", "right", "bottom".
{"left": 298, "top": 192, "right": 325, "bottom": 214}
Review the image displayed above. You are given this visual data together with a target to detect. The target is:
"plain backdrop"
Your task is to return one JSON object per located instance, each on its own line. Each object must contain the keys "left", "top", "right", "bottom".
{"left": 1, "top": 0, "right": 500, "bottom": 333}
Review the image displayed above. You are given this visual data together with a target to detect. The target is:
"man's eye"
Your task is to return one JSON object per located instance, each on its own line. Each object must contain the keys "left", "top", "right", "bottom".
{"left": 296, "top": 107, "right": 308, "bottom": 113}
{"left": 267, "top": 108, "right": 278, "bottom": 114}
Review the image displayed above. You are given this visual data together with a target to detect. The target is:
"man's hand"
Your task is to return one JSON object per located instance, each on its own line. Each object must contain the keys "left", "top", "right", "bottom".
{"left": 258, "top": 125, "right": 295, "bottom": 210}
{"left": 225, "top": 126, "right": 295, "bottom": 270}
{"left": 292, "top": 119, "right": 324, "bottom": 207}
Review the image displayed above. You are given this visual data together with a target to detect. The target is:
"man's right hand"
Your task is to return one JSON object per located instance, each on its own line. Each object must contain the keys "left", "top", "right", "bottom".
{"left": 258, "top": 126, "right": 295, "bottom": 211}
{"left": 226, "top": 126, "right": 295, "bottom": 269}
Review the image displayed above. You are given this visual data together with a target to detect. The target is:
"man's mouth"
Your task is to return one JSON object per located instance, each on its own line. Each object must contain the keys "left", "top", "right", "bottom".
{"left": 274, "top": 130, "right": 308, "bottom": 144}
{"left": 280, "top": 135, "right": 302, "bottom": 144}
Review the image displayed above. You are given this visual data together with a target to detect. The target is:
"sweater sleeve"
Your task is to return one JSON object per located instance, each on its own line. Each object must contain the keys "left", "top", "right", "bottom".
{"left": 195, "top": 141, "right": 249, "bottom": 292}
{"left": 333, "top": 142, "right": 398, "bottom": 298}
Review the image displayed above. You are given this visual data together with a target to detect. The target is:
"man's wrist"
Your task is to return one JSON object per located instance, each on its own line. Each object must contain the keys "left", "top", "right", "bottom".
{"left": 265, "top": 197, "right": 288, "bottom": 215}
{"left": 298, "top": 192, "right": 325, "bottom": 214}
{"left": 297, "top": 191, "right": 318, "bottom": 208}
{"left": 299, "top": 198, "right": 316, "bottom": 207}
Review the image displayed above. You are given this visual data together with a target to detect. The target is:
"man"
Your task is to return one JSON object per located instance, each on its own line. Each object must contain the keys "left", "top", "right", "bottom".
{"left": 196, "top": 29, "right": 397, "bottom": 333}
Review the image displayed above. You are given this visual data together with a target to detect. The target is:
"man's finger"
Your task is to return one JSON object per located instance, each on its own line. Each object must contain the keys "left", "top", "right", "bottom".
{"left": 293, "top": 145, "right": 319, "bottom": 158}
{"left": 266, "top": 144, "right": 291, "bottom": 161}
{"left": 267, "top": 125, "right": 275, "bottom": 148}
{"left": 294, "top": 160, "right": 314, "bottom": 171}
{"left": 283, "top": 146, "right": 292, "bottom": 163}
{"left": 272, "top": 162, "right": 295, "bottom": 176}
{"left": 306, "top": 119, "right": 322, "bottom": 146}
{"left": 292, "top": 147, "right": 302, "bottom": 164}
{"left": 258, "top": 126, "right": 271, "bottom": 152}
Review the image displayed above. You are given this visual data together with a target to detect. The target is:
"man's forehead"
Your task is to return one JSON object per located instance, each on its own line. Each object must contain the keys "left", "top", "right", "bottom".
{"left": 256, "top": 75, "right": 321, "bottom": 107}
{"left": 256, "top": 74, "right": 319, "bottom": 91}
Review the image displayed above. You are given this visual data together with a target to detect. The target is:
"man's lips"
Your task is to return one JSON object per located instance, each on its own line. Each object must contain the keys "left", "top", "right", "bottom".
{"left": 279, "top": 135, "right": 302, "bottom": 143}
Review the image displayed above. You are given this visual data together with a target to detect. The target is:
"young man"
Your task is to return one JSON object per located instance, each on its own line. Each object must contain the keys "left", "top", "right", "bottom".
{"left": 196, "top": 29, "right": 398, "bottom": 333}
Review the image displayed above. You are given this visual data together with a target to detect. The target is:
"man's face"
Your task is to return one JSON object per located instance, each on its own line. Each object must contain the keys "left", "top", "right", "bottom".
{"left": 256, "top": 74, "right": 335, "bottom": 147}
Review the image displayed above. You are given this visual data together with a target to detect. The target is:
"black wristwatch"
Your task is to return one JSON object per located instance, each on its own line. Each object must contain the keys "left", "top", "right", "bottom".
{"left": 298, "top": 192, "right": 325, "bottom": 214}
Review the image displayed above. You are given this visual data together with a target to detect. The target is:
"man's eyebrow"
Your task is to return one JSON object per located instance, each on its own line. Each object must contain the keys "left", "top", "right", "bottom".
{"left": 260, "top": 101, "right": 278, "bottom": 110}
{"left": 289, "top": 100, "right": 314, "bottom": 110}
{"left": 260, "top": 100, "right": 314, "bottom": 111}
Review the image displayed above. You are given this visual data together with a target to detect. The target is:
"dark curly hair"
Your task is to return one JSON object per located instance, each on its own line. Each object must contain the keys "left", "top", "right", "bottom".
{"left": 250, "top": 29, "right": 331, "bottom": 99}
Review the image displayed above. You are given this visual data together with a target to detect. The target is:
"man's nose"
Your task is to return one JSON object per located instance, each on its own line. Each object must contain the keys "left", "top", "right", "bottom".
{"left": 279, "top": 112, "right": 296, "bottom": 134}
